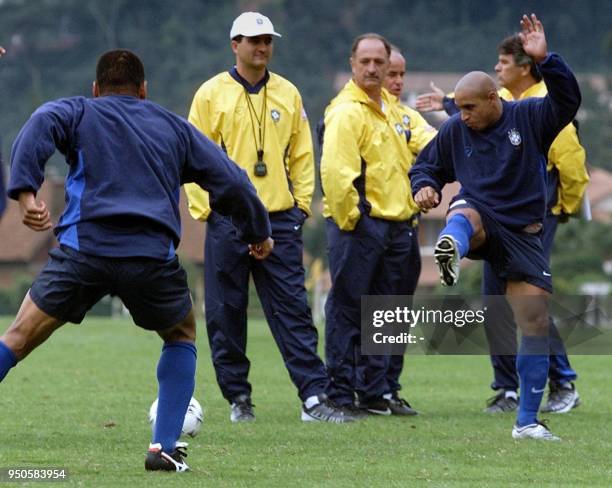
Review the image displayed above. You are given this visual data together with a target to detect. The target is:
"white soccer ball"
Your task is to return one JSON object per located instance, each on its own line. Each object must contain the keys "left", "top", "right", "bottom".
{"left": 148, "top": 396, "right": 204, "bottom": 438}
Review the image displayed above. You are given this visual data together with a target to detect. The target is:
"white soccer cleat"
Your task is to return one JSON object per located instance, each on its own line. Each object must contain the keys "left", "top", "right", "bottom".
{"left": 434, "top": 235, "right": 460, "bottom": 286}
{"left": 512, "top": 422, "right": 560, "bottom": 441}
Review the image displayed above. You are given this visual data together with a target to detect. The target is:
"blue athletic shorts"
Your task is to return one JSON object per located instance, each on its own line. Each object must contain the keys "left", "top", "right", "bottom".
{"left": 29, "top": 245, "right": 192, "bottom": 330}
{"left": 449, "top": 197, "right": 552, "bottom": 293}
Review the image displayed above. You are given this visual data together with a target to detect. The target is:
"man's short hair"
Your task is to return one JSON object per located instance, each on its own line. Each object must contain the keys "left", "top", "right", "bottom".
{"left": 497, "top": 34, "right": 542, "bottom": 82}
{"left": 96, "top": 49, "right": 145, "bottom": 92}
{"left": 351, "top": 33, "right": 391, "bottom": 58}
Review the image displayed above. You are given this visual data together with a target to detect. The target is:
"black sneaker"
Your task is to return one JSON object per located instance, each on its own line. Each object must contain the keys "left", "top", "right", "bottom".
{"left": 301, "top": 394, "right": 359, "bottom": 423}
{"left": 340, "top": 403, "right": 370, "bottom": 419}
{"left": 230, "top": 394, "right": 255, "bottom": 423}
{"left": 388, "top": 395, "right": 418, "bottom": 416}
{"left": 483, "top": 390, "right": 518, "bottom": 413}
{"left": 358, "top": 397, "right": 392, "bottom": 416}
{"left": 144, "top": 442, "right": 190, "bottom": 472}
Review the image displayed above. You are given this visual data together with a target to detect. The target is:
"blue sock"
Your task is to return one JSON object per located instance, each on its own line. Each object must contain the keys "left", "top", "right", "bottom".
{"left": 439, "top": 214, "right": 473, "bottom": 258}
{"left": 153, "top": 341, "right": 197, "bottom": 453}
{"left": 0, "top": 341, "right": 18, "bottom": 382}
{"left": 516, "top": 336, "right": 549, "bottom": 427}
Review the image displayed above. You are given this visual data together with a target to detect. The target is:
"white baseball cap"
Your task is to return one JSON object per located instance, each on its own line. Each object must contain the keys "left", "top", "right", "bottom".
{"left": 230, "top": 12, "right": 282, "bottom": 40}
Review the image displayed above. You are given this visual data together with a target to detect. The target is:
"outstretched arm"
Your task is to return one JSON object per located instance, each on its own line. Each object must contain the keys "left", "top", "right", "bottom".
{"left": 415, "top": 82, "right": 445, "bottom": 112}
{"left": 415, "top": 81, "right": 460, "bottom": 116}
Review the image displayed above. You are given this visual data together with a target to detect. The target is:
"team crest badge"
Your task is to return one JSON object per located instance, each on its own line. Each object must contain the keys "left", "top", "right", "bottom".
{"left": 256, "top": 18, "right": 264, "bottom": 25}
{"left": 402, "top": 115, "right": 410, "bottom": 126}
{"left": 271, "top": 109, "right": 281, "bottom": 123}
{"left": 508, "top": 128, "right": 522, "bottom": 146}
{"left": 395, "top": 123, "right": 404, "bottom": 135}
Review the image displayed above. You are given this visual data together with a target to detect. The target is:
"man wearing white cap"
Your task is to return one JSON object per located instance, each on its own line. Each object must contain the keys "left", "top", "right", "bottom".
{"left": 185, "top": 12, "right": 355, "bottom": 424}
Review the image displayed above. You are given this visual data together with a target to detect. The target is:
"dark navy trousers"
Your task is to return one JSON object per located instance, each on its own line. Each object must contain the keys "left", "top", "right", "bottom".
{"left": 204, "top": 208, "right": 328, "bottom": 403}
{"left": 325, "top": 215, "right": 420, "bottom": 406}
{"left": 483, "top": 214, "right": 577, "bottom": 391}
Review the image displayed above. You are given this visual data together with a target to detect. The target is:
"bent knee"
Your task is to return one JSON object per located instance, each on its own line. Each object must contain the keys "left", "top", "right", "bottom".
{"left": 158, "top": 310, "right": 197, "bottom": 343}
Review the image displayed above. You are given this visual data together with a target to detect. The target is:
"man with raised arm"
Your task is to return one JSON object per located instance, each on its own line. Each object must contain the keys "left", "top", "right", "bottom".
{"left": 410, "top": 14, "right": 581, "bottom": 440}
{"left": 415, "top": 27, "right": 588, "bottom": 416}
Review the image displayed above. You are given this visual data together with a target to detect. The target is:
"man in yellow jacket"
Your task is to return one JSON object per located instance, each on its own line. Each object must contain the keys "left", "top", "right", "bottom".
{"left": 185, "top": 12, "right": 353, "bottom": 424}
{"left": 416, "top": 33, "right": 588, "bottom": 415}
{"left": 377, "top": 45, "right": 436, "bottom": 415}
{"left": 320, "top": 34, "right": 423, "bottom": 416}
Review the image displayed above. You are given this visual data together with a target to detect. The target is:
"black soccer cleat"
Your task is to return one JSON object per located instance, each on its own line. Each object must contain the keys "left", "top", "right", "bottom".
{"left": 434, "top": 235, "right": 460, "bottom": 286}
{"left": 145, "top": 442, "right": 190, "bottom": 472}
{"left": 358, "top": 397, "right": 392, "bottom": 416}
{"left": 388, "top": 394, "right": 418, "bottom": 416}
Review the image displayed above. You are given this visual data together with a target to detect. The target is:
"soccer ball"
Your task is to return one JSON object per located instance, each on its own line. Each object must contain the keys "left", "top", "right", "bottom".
{"left": 148, "top": 397, "right": 204, "bottom": 438}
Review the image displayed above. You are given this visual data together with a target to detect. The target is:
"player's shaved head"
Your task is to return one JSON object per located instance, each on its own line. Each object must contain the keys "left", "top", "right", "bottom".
{"left": 454, "top": 71, "right": 502, "bottom": 131}
{"left": 455, "top": 71, "right": 498, "bottom": 99}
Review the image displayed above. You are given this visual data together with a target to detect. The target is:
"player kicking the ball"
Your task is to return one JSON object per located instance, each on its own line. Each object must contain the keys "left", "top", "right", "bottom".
{"left": 0, "top": 49, "right": 273, "bottom": 471}
{"left": 410, "top": 14, "right": 581, "bottom": 440}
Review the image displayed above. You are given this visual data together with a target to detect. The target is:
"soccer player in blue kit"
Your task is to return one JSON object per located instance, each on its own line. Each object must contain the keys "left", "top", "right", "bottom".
{"left": 0, "top": 49, "right": 273, "bottom": 471}
{"left": 410, "top": 14, "right": 580, "bottom": 440}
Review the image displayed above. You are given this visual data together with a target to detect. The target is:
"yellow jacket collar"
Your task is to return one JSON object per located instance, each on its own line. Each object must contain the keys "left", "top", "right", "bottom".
{"left": 329, "top": 79, "right": 392, "bottom": 117}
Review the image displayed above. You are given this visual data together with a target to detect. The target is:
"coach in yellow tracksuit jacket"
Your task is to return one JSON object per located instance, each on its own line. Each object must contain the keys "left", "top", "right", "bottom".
{"left": 319, "top": 34, "right": 424, "bottom": 414}
{"left": 376, "top": 46, "right": 437, "bottom": 415}
{"left": 184, "top": 12, "right": 343, "bottom": 423}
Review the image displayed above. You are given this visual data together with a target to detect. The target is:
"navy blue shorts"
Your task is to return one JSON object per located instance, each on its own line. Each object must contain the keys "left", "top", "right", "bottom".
{"left": 449, "top": 197, "right": 552, "bottom": 293}
{"left": 29, "top": 245, "right": 192, "bottom": 330}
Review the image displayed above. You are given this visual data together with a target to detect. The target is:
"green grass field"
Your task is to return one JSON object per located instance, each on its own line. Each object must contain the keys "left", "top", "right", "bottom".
{"left": 0, "top": 316, "right": 611, "bottom": 487}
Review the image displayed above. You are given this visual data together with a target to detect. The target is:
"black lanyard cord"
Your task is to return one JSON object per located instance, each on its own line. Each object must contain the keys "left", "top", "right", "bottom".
{"left": 244, "top": 85, "right": 267, "bottom": 161}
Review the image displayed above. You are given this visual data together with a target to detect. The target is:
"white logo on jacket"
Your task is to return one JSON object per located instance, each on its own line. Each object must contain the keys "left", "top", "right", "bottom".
{"left": 508, "top": 128, "right": 522, "bottom": 146}
{"left": 402, "top": 114, "right": 410, "bottom": 126}
{"left": 271, "top": 109, "right": 281, "bottom": 122}
{"left": 395, "top": 123, "right": 404, "bottom": 135}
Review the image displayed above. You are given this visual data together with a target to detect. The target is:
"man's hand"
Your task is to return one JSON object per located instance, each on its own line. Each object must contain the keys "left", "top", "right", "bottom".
{"left": 248, "top": 237, "right": 274, "bottom": 260}
{"left": 414, "top": 186, "right": 440, "bottom": 211}
{"left": 519, "top": 14, "right": 548, "bottom": 64}
{"left": 0, "top": 46, "right": 5, "bottom": 58}
{"left": 415, "top": 82, "right": 445, "bottom": 112}
{"left": 18, "top": 192, "right": 52, "bottom": 231}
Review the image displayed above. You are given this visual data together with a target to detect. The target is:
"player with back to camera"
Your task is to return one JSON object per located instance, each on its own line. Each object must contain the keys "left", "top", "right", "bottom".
{"left": 0, "top": 45, "right": 7, "bottom": 220}
{"left": 410, "top": 14, "right": 581, "bottom": 440}
{"left": 0, "top": 49, "right": 273, "bottom": 472}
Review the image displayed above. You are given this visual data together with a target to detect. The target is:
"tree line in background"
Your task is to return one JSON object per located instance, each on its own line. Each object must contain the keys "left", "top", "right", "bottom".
{"left": 0, "top": 0, "right": 610, "bottom": 293}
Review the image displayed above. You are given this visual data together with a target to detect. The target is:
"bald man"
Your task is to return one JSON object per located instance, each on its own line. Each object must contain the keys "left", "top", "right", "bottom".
{"left": 378, "top": 45, "right": 436, "bottom": 415}
{"left": 410, "top": 15, "right": 581, "bottom": 440}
